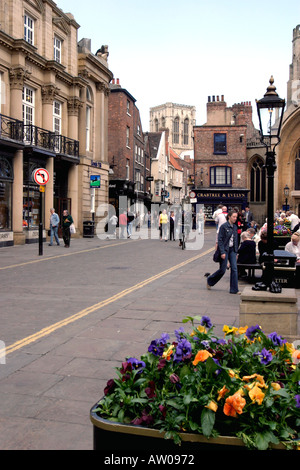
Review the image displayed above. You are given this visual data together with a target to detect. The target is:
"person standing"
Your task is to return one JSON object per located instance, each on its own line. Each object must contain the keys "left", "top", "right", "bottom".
{"left": 169, "top": 211, "right": 175, "bottom": 240}
{"left": 245, "top": 206, "right": 253, "bottom": 228}
{"left": 62, "top": 210, "right": 73, "bottom": 247}
{"left": 49, "top": 208, "right": 60, "bottom": 246}
{"left": 206, "top": 209, "right": 239, "bottom": 294}
{"left": 159, "top": 209, "right": 168, "bottom": 241}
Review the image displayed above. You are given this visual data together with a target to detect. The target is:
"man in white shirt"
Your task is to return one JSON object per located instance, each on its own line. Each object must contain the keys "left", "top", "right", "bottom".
{"left": 285, "top": 233, "right": 300, "bottom": 259}
{"left": 287, "top": 211, "right": 300, "bottom": 231}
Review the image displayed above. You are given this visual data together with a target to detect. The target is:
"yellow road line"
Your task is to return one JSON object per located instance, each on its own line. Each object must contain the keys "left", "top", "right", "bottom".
{"left": 0, "top": 240, "right": 133, "bottom": 271}
{"left": 0, "top": 247, "right": 214, "bottom": 359}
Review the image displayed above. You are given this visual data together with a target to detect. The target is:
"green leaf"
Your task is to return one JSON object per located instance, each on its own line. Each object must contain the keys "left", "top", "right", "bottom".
{"left": 255, "top": 431, "right": 279, "bottom": 450}
{"left": 201, "top": 408, "right": 215, "bottom": 438}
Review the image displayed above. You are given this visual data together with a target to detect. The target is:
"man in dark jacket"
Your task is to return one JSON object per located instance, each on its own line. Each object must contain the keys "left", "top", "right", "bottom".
{"left": 207, "top": 209, "right": 239, "bottom": 294}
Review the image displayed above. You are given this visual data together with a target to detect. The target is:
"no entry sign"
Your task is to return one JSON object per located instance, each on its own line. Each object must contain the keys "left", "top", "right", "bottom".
{"left": 33, "top": 168, "right": 50, "bottom": 185}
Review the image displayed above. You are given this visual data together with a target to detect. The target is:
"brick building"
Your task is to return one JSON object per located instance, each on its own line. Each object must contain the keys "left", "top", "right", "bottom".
{"left": 108, "top": 79, "right": 151, "bottom": 212}
{"left": 193, "top": 95, "right": 261, "bottom": 222}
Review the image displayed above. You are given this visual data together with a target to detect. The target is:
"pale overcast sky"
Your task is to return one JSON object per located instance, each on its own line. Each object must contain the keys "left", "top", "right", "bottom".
{"left": 56, "top": 0, "right": 300, "bottom": 131}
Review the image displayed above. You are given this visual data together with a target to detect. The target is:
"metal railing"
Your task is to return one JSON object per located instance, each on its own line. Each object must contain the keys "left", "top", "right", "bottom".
{"left": 0, "top": 114, "right": 23, "bottom": 142}
{"left": 0, "top": 113, "right": 79, "bottom": 158}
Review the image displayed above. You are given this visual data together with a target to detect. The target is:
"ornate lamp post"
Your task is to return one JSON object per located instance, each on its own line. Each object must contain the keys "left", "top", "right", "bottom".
{"left": 256, "top": 76, "right": 285, "bottom": 291}
{"left": 283, "top": 184, "right": 290, "bottom": 211}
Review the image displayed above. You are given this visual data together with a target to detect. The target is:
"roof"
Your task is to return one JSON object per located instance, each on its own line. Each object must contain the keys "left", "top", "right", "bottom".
{"left": 169, "top": 148, "right": 183, "bottom": 172}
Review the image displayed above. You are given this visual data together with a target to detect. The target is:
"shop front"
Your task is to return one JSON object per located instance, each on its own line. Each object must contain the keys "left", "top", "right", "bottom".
{"left": 0, "top": 155, "right": 13, "bottom": 247}
{"left": 23, "top": 155, "right": 48, "bottom": 243}
{"left": 192, "top": 188, "right": 249, "bottom": 224}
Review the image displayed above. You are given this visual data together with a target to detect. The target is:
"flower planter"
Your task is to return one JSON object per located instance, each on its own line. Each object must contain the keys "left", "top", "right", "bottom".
{"left": 90, "top": 405, "right": 285, "bottom": 451}
{"left": 91, "top": 316, "right": 300, "bottom": 451}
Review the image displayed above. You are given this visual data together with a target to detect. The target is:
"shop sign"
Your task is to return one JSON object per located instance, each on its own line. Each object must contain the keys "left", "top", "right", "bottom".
{"left": 90, "top": 175, "right": 101, "bottom": 188}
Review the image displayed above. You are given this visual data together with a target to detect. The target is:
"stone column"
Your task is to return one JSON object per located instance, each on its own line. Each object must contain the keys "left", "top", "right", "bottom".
{"left": 9, "top": 67, "right": 30, "bottom": 245}
{"left": 12, "top": 150, "right": 25, "bottom": 244}
{"left": 67, "top": 98, "right": 81, "bottom": 233}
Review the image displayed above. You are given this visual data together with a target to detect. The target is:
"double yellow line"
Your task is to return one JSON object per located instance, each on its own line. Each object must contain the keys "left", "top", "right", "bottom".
{"left": 0, "top": 247, "right": 214, "bottom": 360}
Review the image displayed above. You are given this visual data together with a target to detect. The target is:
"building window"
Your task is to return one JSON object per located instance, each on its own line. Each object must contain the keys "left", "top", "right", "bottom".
{"left": 126, "top": 160, "right": 130, "bottom": 180}
{"left": 54, "top": 36, "right": 62, "bottom": 63}
{"left": 184, "top": 118, "right": 189, "bottom": 145}
{"left": 53, "top": 101, "right": 62, "bottom": 152}
{"left": 0, "top": 157, "right": 13, "bottom": 231}
{"left": 24, "top": 13, "right": 34, "bottom": 45}
{"left": 22, "top": 86, "right": 35, "bottom": 143}
{"left": 126, "top": 126, "right": 130, "bottom": 148}
{"left": 86, "top": 105, "right": 91, "bottom": 151}
{"left": 173, "top": 117, "right": 179, "bottom": 144}
{"left": 135, "top": 170, "right": 141, "bottom": 191}
{"left": 127, "top": 100, "right": 130, "bottom": 115}
{"left": 214, "top": 133, "right": 227, "bottom": 154}
{"left": 0, "top": 73, "right": 2, "bottom": 112}
{"left": 250, "top": 157, "right": 266, "bottom": 202}
{"left": 295, "top": 149, "right": 300, "bottom": 191}
{"left": 210, "top": 166, "right": 232, "bottom": 186}
{"left": 154, "top": 118, "right": 158, "bottom": 132}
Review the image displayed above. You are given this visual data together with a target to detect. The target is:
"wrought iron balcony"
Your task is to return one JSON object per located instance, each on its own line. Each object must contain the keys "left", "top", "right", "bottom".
{"left": 23, "top": 124, "right": 79, "bottom": 158}
{"left": 0, "top": 113, "right": 23, "bottom": 143}
{"left": 0, "top": 113, "right": 79, "bottom": 159}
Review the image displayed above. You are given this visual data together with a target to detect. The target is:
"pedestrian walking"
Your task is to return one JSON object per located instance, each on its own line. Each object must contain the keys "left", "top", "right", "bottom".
{"left": 119, "top": 211, "right": 128, "bottom": 239}
{"left": 159, "top": 209, "right": 168, "bottom": 241}
{"left": 62, "top": 209, "right": 73, "bottom": 247}
{"left": 197, "top": 208, "right": 205, "bottom": 234}
{"left": 49, "top": 208, "right": 60, "bottom": 246}
{"left": 206, "top": 209, "right": 239, "bottom": 294}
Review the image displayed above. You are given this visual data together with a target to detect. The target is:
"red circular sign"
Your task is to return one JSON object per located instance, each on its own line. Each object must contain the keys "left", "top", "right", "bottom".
{"left": 33, "top": 168, "right": 50, "bottom": 185}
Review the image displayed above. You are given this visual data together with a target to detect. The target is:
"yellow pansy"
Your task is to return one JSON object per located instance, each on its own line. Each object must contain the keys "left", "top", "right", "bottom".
{"left": 248, "top": 384, "right": 265, "bottom": 405}
{"left": 205, "top": 400, "right": 218, "bottom": 412}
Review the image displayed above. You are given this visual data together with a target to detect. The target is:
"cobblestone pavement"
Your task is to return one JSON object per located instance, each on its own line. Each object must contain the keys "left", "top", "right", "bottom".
{"left": 0, "top": 229, "right": 298, "bottom": 449}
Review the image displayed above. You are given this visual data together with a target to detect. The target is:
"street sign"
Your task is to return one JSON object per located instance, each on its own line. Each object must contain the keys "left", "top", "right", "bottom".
{"left": 39, "top": 186, "right": 45, "bottom": 193}
{"left": 90, "top": 175, "right": 101, "bottom": 188}
{"left": 189, "top": 191, "right": 196, "bottom": 199}
{"left": 33, "top": 168, "right": 50, "bottom": 185}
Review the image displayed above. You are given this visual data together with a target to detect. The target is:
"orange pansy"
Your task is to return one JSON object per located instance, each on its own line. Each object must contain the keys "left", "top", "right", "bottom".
{"left": 192, "top": 350, "right": 212, "bottom": 366}
{"left": 223, "top": 392, "right": 246, "bottom": 418}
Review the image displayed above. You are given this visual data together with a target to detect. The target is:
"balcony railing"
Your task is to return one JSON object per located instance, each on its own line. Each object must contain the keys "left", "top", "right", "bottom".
{"left": 23, "top": 124, "right": 79, "bottom": 158}
{"left": 0, "top": 113, "right": 79, "bottom": 158}
{"left": 0, "top": 113, "right": 23, "bottom": 142}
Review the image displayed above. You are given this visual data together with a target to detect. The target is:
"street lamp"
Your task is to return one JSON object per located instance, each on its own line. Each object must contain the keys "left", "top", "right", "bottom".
{"left": 284, "top": 184, "right": 289, "bottom": 211}
{"left": 256, "top": 76, "right": 285, "bottom": 291}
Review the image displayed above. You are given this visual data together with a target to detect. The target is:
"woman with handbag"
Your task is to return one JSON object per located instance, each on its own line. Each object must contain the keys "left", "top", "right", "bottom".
{"left": 62, "top": 210, "right": 74, "bottom": 248}
{"left": 206, "top": 209, "right": 239, "bottom": 294}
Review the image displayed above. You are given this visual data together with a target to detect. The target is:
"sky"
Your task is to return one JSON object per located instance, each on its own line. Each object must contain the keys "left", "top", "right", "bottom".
{"left": 56, "top": 0, "right": 300, "bottom": 132}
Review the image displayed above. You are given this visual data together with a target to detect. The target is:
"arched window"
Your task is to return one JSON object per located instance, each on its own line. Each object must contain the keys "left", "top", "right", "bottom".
{"left": 173, "top": 117, "right": 179, "bottom": 144}
{"left": 183, "top": 118, "right": 189, "bottom": 145}
{"left": 154, "top": 118, "right": 158, "bottom": 132}
{"left": 295, "top": 148, "right": 300, "bottom": 190}
{"left": 250, "top": 157, "right": 266, "bottom": 202}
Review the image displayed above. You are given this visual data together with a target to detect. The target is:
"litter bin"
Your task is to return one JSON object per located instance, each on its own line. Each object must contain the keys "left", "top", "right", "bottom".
{"left": 273, "top": 250, "right": 297, "bottom": 288}
{"left": 83, "top": 220, "right": 95, "bottom": 238}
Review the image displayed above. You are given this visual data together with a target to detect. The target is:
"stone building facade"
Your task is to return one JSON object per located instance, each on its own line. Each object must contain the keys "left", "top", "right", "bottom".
{"left": 149, "top": 102, "right": 196, "bottom": 157}
{"left": 276, "top": 24, "right": 300, "bottom": 217}
{"left": 0, "top": 0, "right": 112, "bottom": 246}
